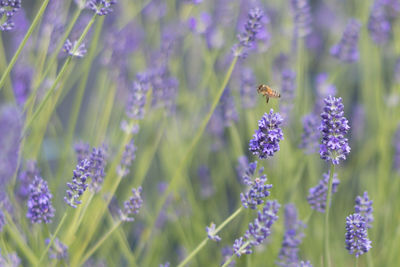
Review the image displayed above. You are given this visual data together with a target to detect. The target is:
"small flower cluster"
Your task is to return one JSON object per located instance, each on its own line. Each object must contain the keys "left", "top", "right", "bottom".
{"left": 88, "top": 0, "right": 117, "bottom": 16}
{"left": 319, "top": 96, "right": 351, "bottom": 165}
{"left": 354, "top": 191, "right": 373, "bottom": 228}
{"left": 26, "top": 176, "right": 55, "bottom": 224}
{"left": 88, "top": 146, "right": 107, "bottom": 192}
{"left": 240, "top": 161, "right": 272, "bottom": 209}
{"left": 45, "top": 238, "right": 68, "bottom": 260}
{"left": 290, "top": 0, "right": 313, "bottom": 38}
{"left": 126, "top": 81, "right": 149, "bottom": 121}
{"left": 0, "top": 0, "right": 21, "bottom": 31}
{"left": 280, "top": 69, "right": 296, "bottom": 124}
{"left": 220, "top": 88, "right": 239, "bottom": 127}
{"left": 119, "top": 187, "right": 143, "bottom": 222}
{"left": 206, "top": 223, "right": 221, "bottom": 242}
{"left": 345, "top": 213, "right": 372, "bottom": 257}
{"left": 330, "top": 19, "right": 361, "bottom": 63}
{"left": 233, "top": 7, "right": 264, "bottom": 58}
{"left": 0, "top": 250, "right": 20, "bottom": 266}
{"left": 117, "top": 140, "right": 137, "bottom": 177}
{"left": 0, "top": 210, "right": 5, "bottom": 232}
{"left": 18, "top": 160, "right": 40, "bottom": 199}
{"left": 74, "top": 141, "right": 91, "bottom": 163}
{"left": 63, "top": 39, "right": 87, "bottom": 58}
{"left": 249, "top": 109, "right": 284, "bottom": 159}
{"left": 233, "top": 200, "right": 280, "bottom": 256}
{"left": 368, "top": 1, "right": 391, "bottom": 44}
{"left": 307, "top": 172, "right": 340, "bottom": 213}
{"left": 240, "top": 67, "right": 257, "bottom": 109}
{"left": 64, "top": 159, "right": 91, "bottom": 208}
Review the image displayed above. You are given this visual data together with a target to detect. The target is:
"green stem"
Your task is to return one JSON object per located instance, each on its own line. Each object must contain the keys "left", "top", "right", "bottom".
{"left": 37, "top": 212, "right": 69, "bottom": 266}
{"left": 177, "top": 207, "right": 243, "bottom": 267}
{"left": 324, "top": 164, "right": 335, "bottom": 267}
{"left": 79, "top": 220, "right": 122, "bottom": 266}
{"left": 355, "top": 257, "right": 359, "bottom": 267}
{"left": 0, "top": 0, "right": 50, "bottom": 91}
{"left": 222, "top": 240, "right": 250, "bottom": 267}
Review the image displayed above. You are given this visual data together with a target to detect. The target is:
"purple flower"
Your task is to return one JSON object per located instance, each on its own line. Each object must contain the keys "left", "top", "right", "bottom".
{"left": 354, "top": 191, "right": 373, "bottom": 229}
{"left": 18, "top": 160, "right": 40, "bottom": 199}
{"left": 315, "top": 73, "right": 337, "bottom": 113}
{"left": 220, "top": 88, "right": 239, "bottom": 127}
{"left": 307, "top": 172, "right": 340, "bottom": 213}
{"left": 300, "top": 261, "right": 313, "bottom": 267}
{"left": 88, "top": 146, "right": 107, "bottom": 192}
{"left": 345, "top": 213, "right": 372, "bottom": 257}
{"left": 119, "top": 187, "right": 143, "bottom": 222}
{"left": 0, "top": 251, "right": 20, "bottom": 267}
{"left": 63, "top": 39, "right": 87, "bottom": 58}
{"left": 197, "top": 165, "right": 214, "bottom": 199}
{"left": 12, "top": 64, "right": 33, "bottom": 106}
{"left": 45, "top": 238, "right": 68, "bottom": 260}
{"left": 234, "top": 200, "right": 280, "bottom": 256}
{"left": 188, "top": 12, "right": 212, "bottom": 35}
{"left": 394, "top": 125, "right": 400, "bottom": 173}
{"left": 277, "top": 204, "right": 308, "bottom": 267}
{"left": 88, "top": 0, "right": 116, "bottom": 16}
{"left": 221, "top": 246, "right": 235, "bottom": 266}
{"left": 206, "top": 223, "right": 221, "bottom": 242}
{"left": 232, "top": 7, "right": 264, "bottom": 58}
{"left": 368, "top": 1, "right": 391, "bottom": 44}
{"left": 26, "top": 176, "right": 55, "bottom": 224}
{"left": 249, "top": 109, "right": 284, "bottom": 159}
{"left": 0, "top": 0, "right": 21, "bottom": 31}
{"left": 126, "top": 81, "right": 149, "bottom": 120}
{"left": 117, "top": 140, "right": 136, "bottom": 177}
{"left": 319, "top": 96, "right": 351, "bottom": 165}
{"left": 64, "top": 159, "right": 91, "bottom": 208}
{"left": 74, "top": 141, "right": 91, "bottom": 163}
{"left": 0, "top": 105, "right": 22, "bottom": 187}
{"left": 330, "top": 19, "right": 361, "bottom": 63}
{"left": 0, "top": 210, "right": 5, "bottom": 232}
{"left": 159, "top": 262, "right": 170, "bottom": 267}
{"left": 240, "top": 161, "right": 272, "bottom": 209}
{"left": 240, "top": 67, "right": 257, "bottom": 109}
{"left": 236, "top": 156, "right": 251, "bottom": 183}
{"left": 290, "top": 0, "right": 313, "bottom": 38}
{"left": 300, "top": 114, "right": 320, "bottom": 154}
{"left": 280, "top": 69, "right": 296, "bottom": 124}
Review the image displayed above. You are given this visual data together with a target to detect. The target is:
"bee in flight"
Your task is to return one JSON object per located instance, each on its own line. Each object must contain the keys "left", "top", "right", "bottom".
{"left": 257, "top": 84, "right": 281, "bottom": 103}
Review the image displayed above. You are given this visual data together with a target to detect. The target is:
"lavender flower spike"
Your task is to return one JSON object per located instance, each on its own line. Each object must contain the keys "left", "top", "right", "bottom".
{"left": 119, "top": 187, "right": 143, "bottom": 222}
{"left": 330, "top": 19, "right": 361, "bottom": 63}
{"left": 88, "top": 0, "right": 117, "bottom": 16}
{"left": 368, "top": 1, "right": 391, "bottom": 44}
{"left": 307, "top": 172, "right": 340, "bottom": 213}
{"left": 249, "top": 109, "right": 284, "bottom": 159}
{"left": 45, "top": 238, "right": 68, "bottom": 260}
{"left": 354, "top": 191, "right": 373, "bottom": 229}
{"left": 27, "top": 176, "right": 55, "bottom": 224}
{"left": 0, "top": 0, "right": 21, "bottom": 31}
{"left": 290, "top": 0, "right": 313, "bottom": 38}
{"left": 0, "top": 210, "right": 5, "bottom": 232}
{"left": 117, "top": 140, "right": 137, "bottom": 177}
{"left": 206, "top": 223, "right": 221, "bottom": 242}
{"left": 319, "top": 96, "right": 351, "bottom": 165}
{"left": 64, "top": 159, "right": 91, "bottom": 208}
{"left": 88, "top": 146, "right": 107, "bottom": 192}
{"left": 64, "top": 39, "right": 87, "bottom": 58}
{"left": 345, "top": 213, "right": 372, "bottom": 257}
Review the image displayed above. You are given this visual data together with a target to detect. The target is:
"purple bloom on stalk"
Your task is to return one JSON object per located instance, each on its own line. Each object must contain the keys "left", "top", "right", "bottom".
{"left": 368, "top": 1, "right": 391, "bottom": 44}
{"left": 117, "top": 140, "right": 136, "bottom": 177}
{"left": 126, "top": 81, "right": 148, "bottom": 120}
{"left": 290, "top": 0, "right": 313, "bottom": 37}
{"left": 394, "top": 125, "right": 400, "bottom": 173}
{"left": 45, "top": 238, "right": 68, "bottom": 260}
{"left": 240, "top": 67, "right": 257, "bottom": 109}
{"left": 206, "top": 223, "right": 221, "bottom": 242}
{"left": 64, "top": 159, "right": 91, "bottom": 208}
{"left": 221, "top": 246, "right": 235, "bottom": 266}
{"left": 0, "top": 0, "right": 21, "bottom": 31}
{"left": 88, "top": 146, "right": 107, "bottom": 192}
{"left": 300, "top": 114, "right": 320, "bottom": 154}
{"left": 355, "top": 191, "right": 373, "bottom": 229}
{"left": 345, "top": 213, "right": 372, "bottom": 257}
{"left": 88, "top": 0, "right": 116, "bottom": 16}
{"left": 220, "top": 88, "right": 239, "bottom": 127}
{"left": 280, "top": 69, "right": 296, "bottom": 124}
{"left": 307, "top": 172, "right": 340, "bottom": 213}
{"left": 0, "top": 251, "right": 20, "bottom": 267}
{"left": 300, "top": 261, "right": 313, "bottom": 267}
{"left": 74, "top": 141, "right": 91, "bottom": 163}
{"left": 249, "top": 109, "right": 284, "bottom": 159}
{"left": 12, "top": 64, "right": 33, "bottom": 106}
{"left": 234, "top": 200, "right": 280, "bottom": 256}
{"left": 236, "top": 155, "right": 251, "bottom": 182}
{"left": 188, "top": 12, "right": 212, "bottom": 35}
{"left": 232, "top": 7, "right": 264, "bottom": 58}
{"left": 197, "top": 165, "right": 214, "bottom": 199}
{"left": 319, "top": 96, "right": 351, "bottom": 165}
{"left": 119, "top": 187, "right": 143, "bottom": 222}
{"left": 18, "top": 160, "right": 40, "bottom": 199}
{"left": 240, "top": 161, "right": 272, "bottom": 209}
{"left": 26, "top": 176, "right": 55, "bottom": 224}
{"left": 0, "top": 210, "right": 5, "bottom": 232}
{"left": 63, "top": 39, "right": 87, "bottom": 58}
{"left": 277, "top": 204, "right": 308, "bottom": 267}
{"left": 330, "top": 19, "right": 361, "bottom": 63}
{"left": 315, "top": 73, "right": 337, "bottom": 113}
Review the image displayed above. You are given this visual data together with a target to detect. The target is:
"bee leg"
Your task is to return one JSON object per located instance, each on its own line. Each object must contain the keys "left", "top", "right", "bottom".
{"left": 266, "top": 96, "right": 269, "bottom": 103}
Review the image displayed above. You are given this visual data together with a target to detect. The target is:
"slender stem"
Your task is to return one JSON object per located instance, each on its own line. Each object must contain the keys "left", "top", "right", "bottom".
{"left": 0, "top": 0, "right": 50, "bottom": 91}
{"left": 177, "top": 207, "right": 243, "bottom": 267}
{"left": 79, "top": 220, "right": 122, "bottom": 266}
{"left": 222, "top": 240, "right": 250, "bottom": 267}
{"left": 324, "top": 164, "right": 335, "bottom": 267}
{"left": 355, "top": 257, "right": 359, "bottom": 267}
{"left": 37, "top": 212, "right": 69, "bottom": 266}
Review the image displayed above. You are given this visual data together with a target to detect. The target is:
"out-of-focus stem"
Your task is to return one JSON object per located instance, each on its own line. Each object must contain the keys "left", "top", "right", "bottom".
{"left": 324, "top": 164, "right": 335, "bottom": 267}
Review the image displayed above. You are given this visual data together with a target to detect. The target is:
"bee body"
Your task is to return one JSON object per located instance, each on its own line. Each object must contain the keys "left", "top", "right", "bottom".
{"left": 257, "top": 84, "right": 281, "bottom": 103}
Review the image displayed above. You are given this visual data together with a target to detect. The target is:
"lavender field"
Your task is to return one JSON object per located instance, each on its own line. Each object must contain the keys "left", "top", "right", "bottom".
{"left": 0, "top": 0, "right": 400, "bottom": 266}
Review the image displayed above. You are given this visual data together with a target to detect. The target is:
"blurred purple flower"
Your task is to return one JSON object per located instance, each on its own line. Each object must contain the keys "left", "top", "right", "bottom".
{"left": 117, "top": 140, "right": 136, "bottom": 177}
{"left": 290, "top": 0, "right": 313, "bottom": 38}
{"left": 315, "top": 73, "right": 337, "bottom": 113}
{"left": 126, "top": 81, "right": 149, "bottom": 120}
{"left": 236, "top": 155, "right": 250, "bottom": 183}
{"left": 197, "top": 165, "right": 214, "bottom": 199}
{"left": 188, "top": 12, "right": 212, "bottom": 35}
{"left": 0, "top": 251, "right": 20, "bottom": 267}
{"left": 74, "top": 141, "right": 91, "bottom": 163}
{"left": 119, "top": 187, "right": 143, "bottom": 222}
{"left": 88, "top": 146, "right": 107, "bottom": 192}
{"left": 12, "top": 64, "right": 33, "bottom": 106}
{"left": 64, "top": 159, "right": 91, "bottom": 208}
{"left": 354, "top": 191, "right": 373, "bottom": 229}
{"left": 206, "top": 223, "right": 221, "bottom": 242}
{"left": 300, "top": 261, "right": 313, "bottom": 267}
{"left": 88, "top": 0, "right": 116, "bottom": 16}
{"left": 27, "top": 176, "right": 55, "bottom": 224}
{"left": 307, "top": 172, "right": 340, "bottom": 213}
{"left": 368, "top": 1, "right": 391, "bottom": 44}
{"left": 221, "top": 246, "right": 235, "bottom": 266}
{"left": 345, "top": 213, "right": 372, "bottom": 257}
{"left": 220, "top": 87, "right": 239, "bottom": 127}
{"left": 18, "top": 160, "right": 40, "bottom": 200}
{"left": 240, "top": 67, "right": 257, "bottom": 109}
{"left": 0, "top": 210, "right": 5, "bottom": 232}
{"left": 277, "top": 204, "right": 307, "bottom": 267}
{"left": 280, "top": 69, "right": 296, "bottom": 124}
{"left": 249, "top": 109, "right": 284, "bottom": 159}
{"left": 0, "top": 0, "right": 21, "bottom": 31}
{"left": 159, "top": 262, "right": 170, "bottom": 267}
{"left": 300, "top": 114, "right": 320, "bottom": 154}
{"left": 319, "top": 96, "right": 351, "bottom": 165}
{"left": 330, "top": 19, "right": 361, "bottom": 63}
{"left": 63, "top": 39, "right": 87, "bottom": 58}
{"left": 350, "top": 104, "right": 366, "bottom": 143}
{"left": 46, "top": 238, "right": 68, "bottom": 260}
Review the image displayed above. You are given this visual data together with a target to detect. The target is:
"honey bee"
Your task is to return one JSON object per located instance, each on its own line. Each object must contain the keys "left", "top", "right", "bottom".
{"left": 257, "top": 84, "right": 281, "bottom": 103}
